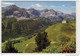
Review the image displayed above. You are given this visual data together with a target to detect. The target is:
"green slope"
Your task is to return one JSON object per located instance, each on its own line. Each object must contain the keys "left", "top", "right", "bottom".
{"left": 14, "top": 36, "right": 37, "bottom": 53}
{"left": 45, "top": 21, "right": 76, "bottom": 42}
{"left": 2, "top": 21, "right": 76, "bottom": 53}
{"left": 41, "top": 21, "right": 76, "bottom": 53}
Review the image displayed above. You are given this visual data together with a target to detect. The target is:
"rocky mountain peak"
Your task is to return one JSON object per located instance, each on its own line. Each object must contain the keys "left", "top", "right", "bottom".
{"left": 6, "top": 5, "right": 17, "bottom": 9}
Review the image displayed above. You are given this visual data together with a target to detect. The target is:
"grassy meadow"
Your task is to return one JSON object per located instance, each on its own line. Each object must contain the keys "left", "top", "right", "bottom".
{"left": 2, "top": 21, "right": 76, "bottom": 53}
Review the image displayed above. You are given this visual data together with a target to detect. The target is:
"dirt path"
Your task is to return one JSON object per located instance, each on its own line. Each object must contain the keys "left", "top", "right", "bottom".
{"left": 26, "top": 42, "right": 36, "bottom": 47}
{"left": 26, "top": 44, "right": 28, "bottom": 46}
{"left": 50, "top": 41, "right": 55, "bottom": 44}
{"left": 50, "top": 41, "right": 57, "bottom": 44}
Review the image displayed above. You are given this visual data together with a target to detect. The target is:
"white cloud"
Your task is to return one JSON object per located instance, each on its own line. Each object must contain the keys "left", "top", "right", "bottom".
{"left": 2, "top": 2, "right": 15, "bottom": 5}
{"left": 35, "top": 4, "right": 41, "bottom": 7}
{"left": 32, "top": 4, "right": 42, "bottom": 7}
{"left": 62, "top": 5, "right": 65, "bottom": 7}
{"left": 32, "top": 5, "right": 34, "bottom": 6}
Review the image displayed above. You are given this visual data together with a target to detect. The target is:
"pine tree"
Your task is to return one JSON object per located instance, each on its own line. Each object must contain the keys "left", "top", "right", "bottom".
{"left": 35, "top": 32, "right": 50, "bottom": 52}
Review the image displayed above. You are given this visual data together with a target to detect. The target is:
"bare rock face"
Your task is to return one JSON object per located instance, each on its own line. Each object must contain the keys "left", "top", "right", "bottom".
{"left": 40, "top": 9, "right": 57, "bottom": 17}
{"left": 2, "top": 5, "right": 30, "bottom": 19}
{"left": 27, "top": 8, "right": 40, "bottom": 16}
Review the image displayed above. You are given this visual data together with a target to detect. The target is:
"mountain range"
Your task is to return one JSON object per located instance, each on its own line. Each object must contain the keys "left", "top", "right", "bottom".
{"left": 2, "top": 5, "right": 76, "bottom": 22}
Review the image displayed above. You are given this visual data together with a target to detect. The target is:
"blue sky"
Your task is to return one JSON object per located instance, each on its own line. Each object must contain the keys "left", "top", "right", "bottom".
{"left": 2, "top": 1, "right": 76, "bottom": 14}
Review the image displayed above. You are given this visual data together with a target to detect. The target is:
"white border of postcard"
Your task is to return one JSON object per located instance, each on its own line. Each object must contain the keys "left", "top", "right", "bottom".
{"left": 0, "top": 0, "right": 80, "bottom": 56}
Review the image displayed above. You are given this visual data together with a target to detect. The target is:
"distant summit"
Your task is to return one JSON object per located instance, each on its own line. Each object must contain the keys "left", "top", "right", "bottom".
{"left": 2, "top": 5, "right": 76, "bottom": 22}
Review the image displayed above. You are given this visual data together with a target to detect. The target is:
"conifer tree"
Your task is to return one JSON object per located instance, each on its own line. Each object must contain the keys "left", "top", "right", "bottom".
{"left": 35, "top": 32, "right": 50, "bottom": 52}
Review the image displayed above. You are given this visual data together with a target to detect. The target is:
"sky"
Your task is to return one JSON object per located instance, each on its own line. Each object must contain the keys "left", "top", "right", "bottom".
{"left": 2, "top": 1, "right": 76, "bottom": 14}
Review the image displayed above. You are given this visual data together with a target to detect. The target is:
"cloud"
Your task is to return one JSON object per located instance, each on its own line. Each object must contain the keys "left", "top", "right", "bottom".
{"left": 32, "top": 4, "right": 42, "bottom": 7}
{"left": 32, "top": 5, "right": 34, "bottom": 6}
{"left": 35, "top": 4, "right": 41, "bottom": 7}
{"left": 62, "top": 5, "right": 65, "bottom": 7}
{"left": 2, "top": 2, "right": 15, "bottom": 5}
